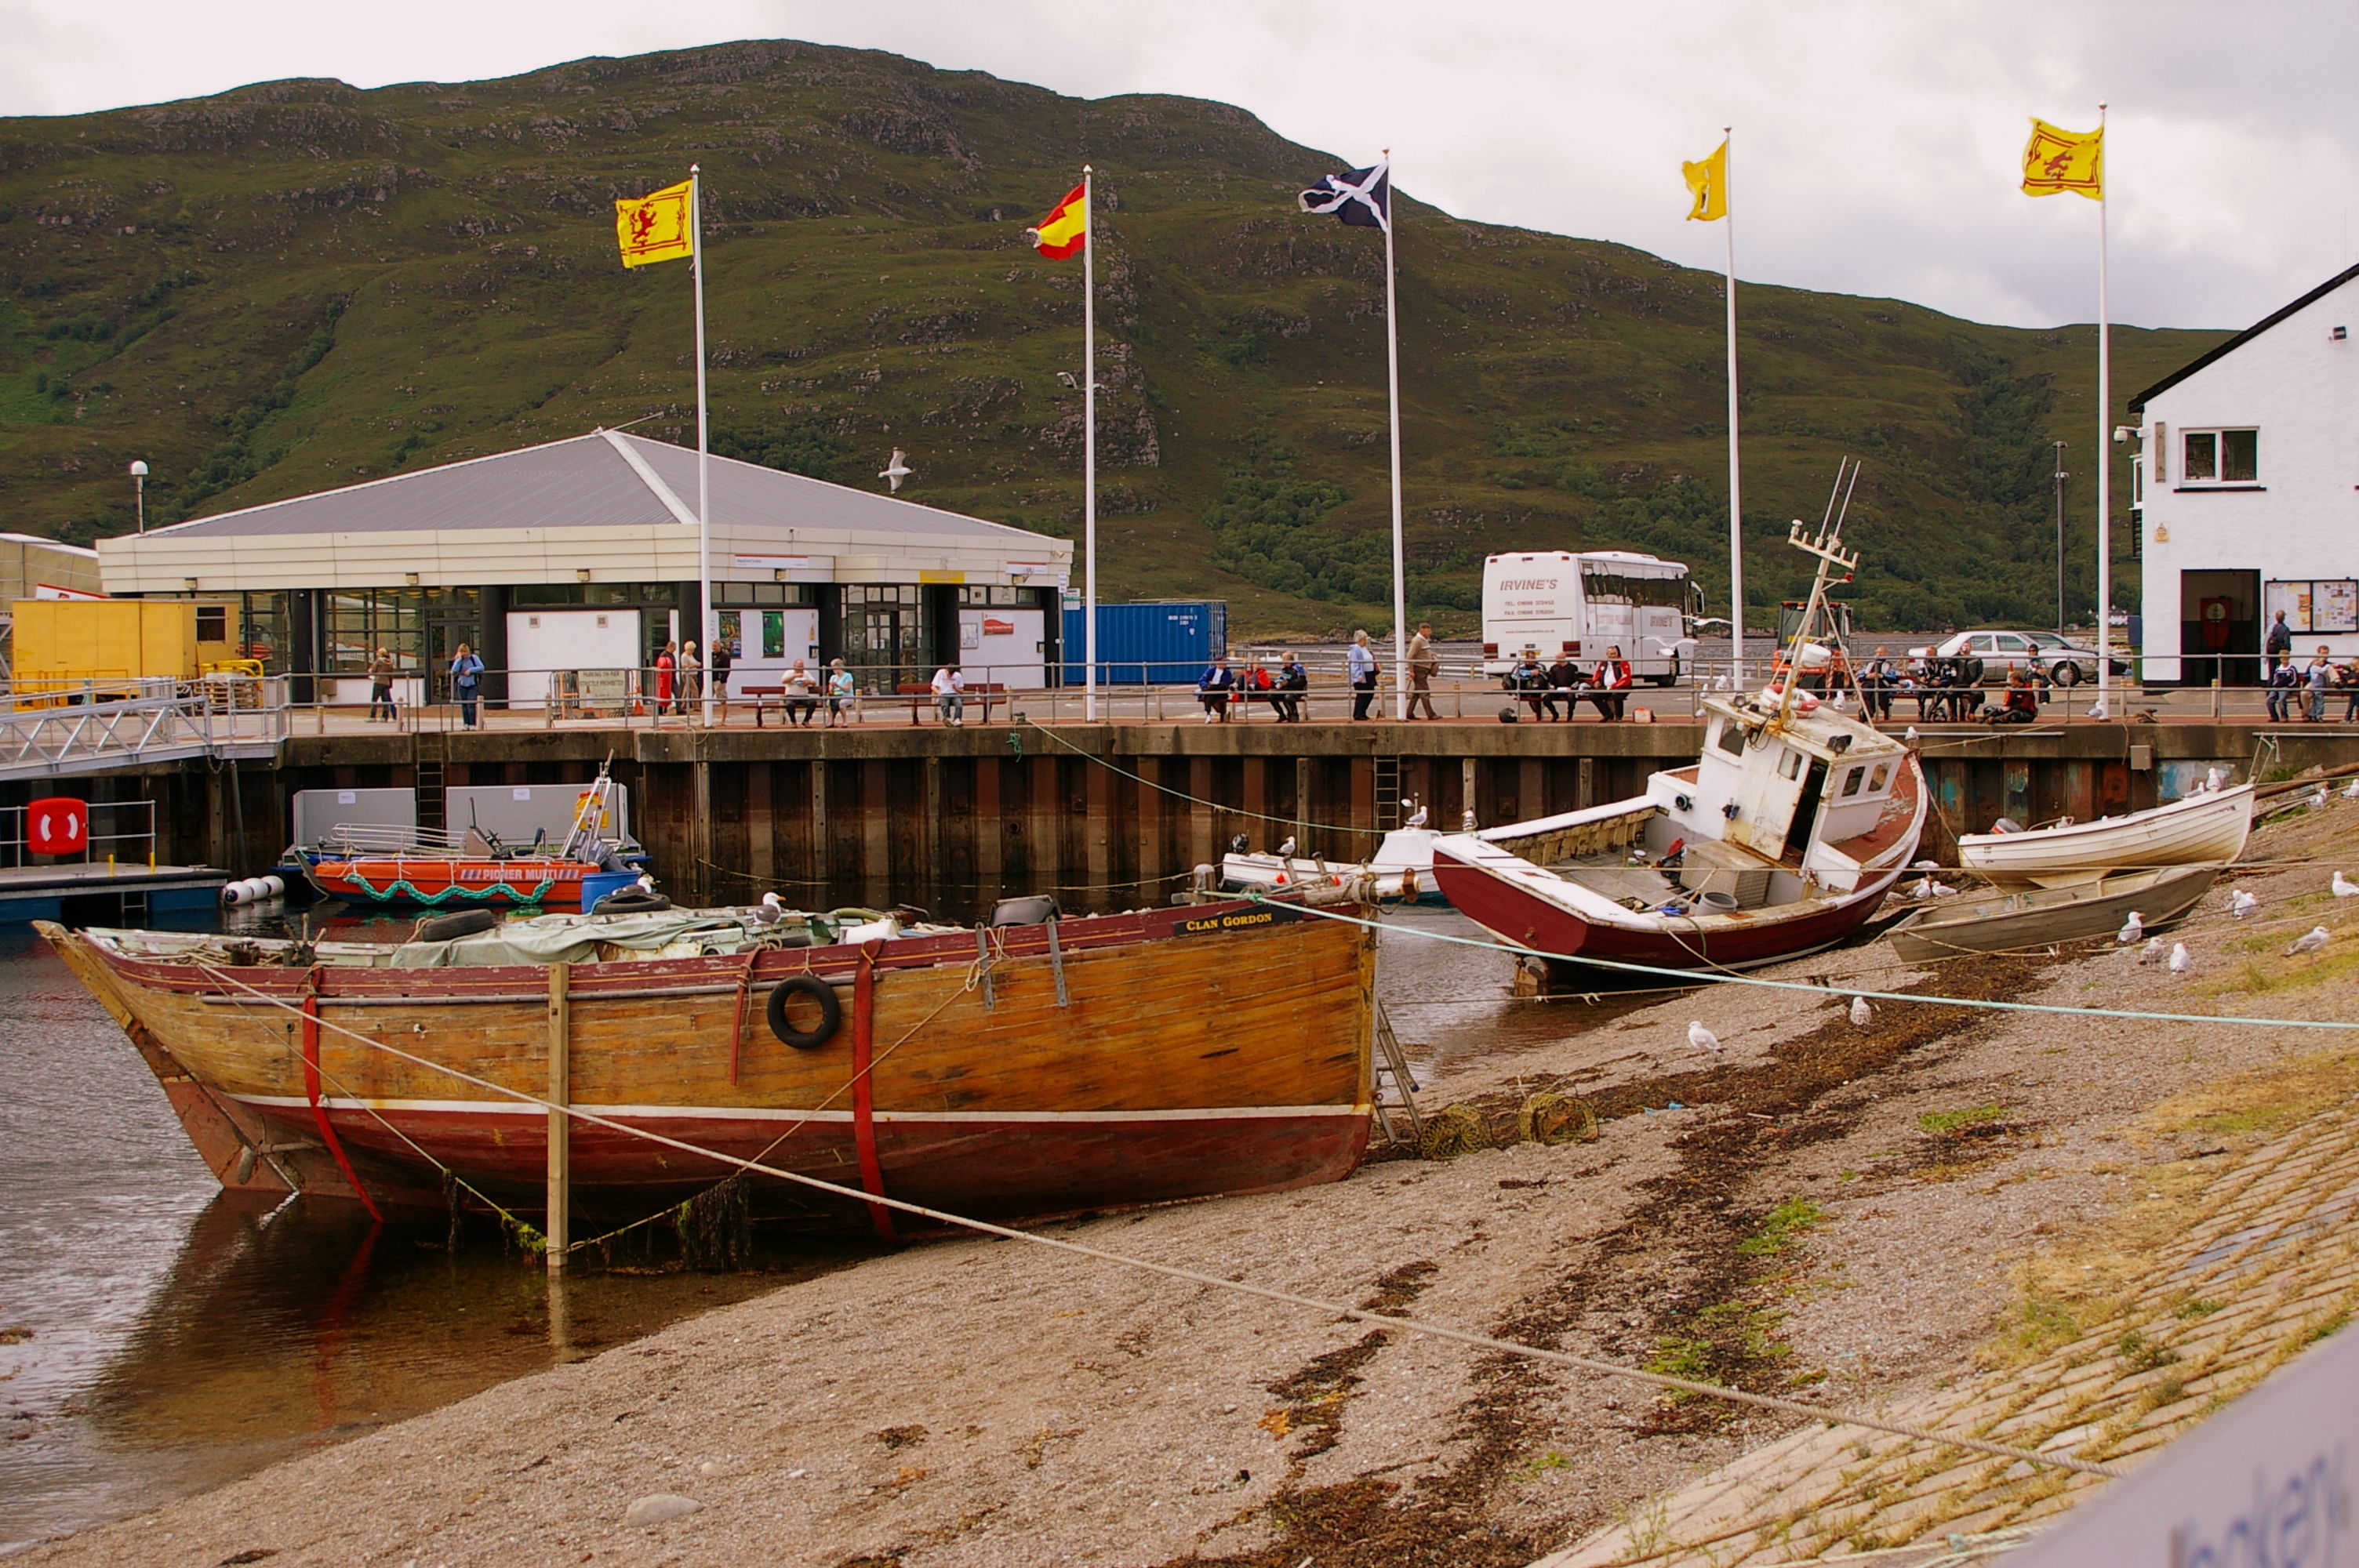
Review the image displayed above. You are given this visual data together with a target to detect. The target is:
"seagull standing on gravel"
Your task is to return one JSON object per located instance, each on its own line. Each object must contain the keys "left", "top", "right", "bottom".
{"left": 1688, "top": 1021, "right": 1722, "bottom": 1053}
{"left": 2334, "top": 872, "right": 2359, "bottom": 899}
{"left": 2117, "top": 911, "right": 2144, "bottom": 945}
{"left": 2168, "top": 942, "right": 2193, "bottom": 976}
{"left": 2137, "top": 936, "right": 2166, "bottom": 967}
{"left": 2288, "top": 926, "right": 2332, "bottom": 956}
{"left": 1850, "top": 996, "right": 1874, "bottom": 1028}
{"left": 2343, "top": 778, "right": 2359, "bottom": 800}
{"left": 878, "top": 448, "right": 913, "bottom": 492}
{"left": 2230, "top": 889, "right": 2260, "bottom": 920}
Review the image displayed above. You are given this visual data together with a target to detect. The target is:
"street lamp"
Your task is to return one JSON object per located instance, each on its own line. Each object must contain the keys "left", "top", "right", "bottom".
{"left": 2051, "top": 441, "right": 2068, "bottom": 637}
{"left": 129, "top": 460, "right": 148, "bottom": 534}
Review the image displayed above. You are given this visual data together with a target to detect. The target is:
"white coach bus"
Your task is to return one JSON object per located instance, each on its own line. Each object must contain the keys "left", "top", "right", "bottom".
{"left": 1479, "top": 550, "right": 1696, "bottom": 684}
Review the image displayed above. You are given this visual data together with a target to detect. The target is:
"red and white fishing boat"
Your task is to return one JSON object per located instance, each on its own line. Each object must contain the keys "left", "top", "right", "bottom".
{"left": 1430, "top": 493, "right": 1928, "bottom": 984}
{"left": 295, "top": 769, "right": 635, "bottom": 911}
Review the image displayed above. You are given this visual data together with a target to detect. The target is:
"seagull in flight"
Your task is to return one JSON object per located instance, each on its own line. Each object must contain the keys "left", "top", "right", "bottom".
{"left": 878, "top": 448, "right": 913, "bottom": 492}
{"left": 1687, "top": 1021, "right": 1722, "bottom": 1053}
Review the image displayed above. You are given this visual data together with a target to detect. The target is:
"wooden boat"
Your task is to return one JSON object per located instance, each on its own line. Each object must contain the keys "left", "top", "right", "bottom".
{"left": 35, "top": 894, "right": 1376, "bottom": 1234}
{"left": 1223, "top": 824, "right": 1450, "bottom": 906}
{"left": 1955, "top": 784, "right": 2255, "bottom": 888}
{"left": 297, "top": 771, "right": 638, "bottom": 910}
{"left": 1428, "top": 498, "right": 1928, "bottom": 985}
{"left": 1885, "top": 863, "right": 2222, "bottom": 964}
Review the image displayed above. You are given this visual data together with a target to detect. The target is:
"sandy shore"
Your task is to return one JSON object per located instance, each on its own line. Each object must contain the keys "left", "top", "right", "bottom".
{"left": 24, "top": 797, "right": 2359, "bottom": 1568}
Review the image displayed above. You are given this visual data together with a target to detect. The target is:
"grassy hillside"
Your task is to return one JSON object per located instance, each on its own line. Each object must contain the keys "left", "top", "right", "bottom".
{"left": 0, "top": 39, "right": 2226, "bottom": 635}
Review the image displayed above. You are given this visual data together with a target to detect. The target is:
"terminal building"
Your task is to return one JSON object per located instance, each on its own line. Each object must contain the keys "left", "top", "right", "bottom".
{"left": 2128, "top": 261, "right": 2359, "bottom": 684}
{"left": 94, "top": 429, "right": 1073, "bottom": 704}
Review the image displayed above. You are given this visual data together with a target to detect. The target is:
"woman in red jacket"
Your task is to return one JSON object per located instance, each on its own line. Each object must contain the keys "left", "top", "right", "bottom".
{"left": 1587, "top": 645, "right": 1633, "bottom": 721}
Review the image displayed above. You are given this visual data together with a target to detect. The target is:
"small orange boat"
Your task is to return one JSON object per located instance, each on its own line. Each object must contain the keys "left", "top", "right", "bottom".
{"left": 38, "top": 893, "right": 1376, "bottom": 1234}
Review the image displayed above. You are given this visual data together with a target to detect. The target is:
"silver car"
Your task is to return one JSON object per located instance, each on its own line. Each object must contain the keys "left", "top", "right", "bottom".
{"left": 1909, "top": 630, "right": 2125, "bottom": 687}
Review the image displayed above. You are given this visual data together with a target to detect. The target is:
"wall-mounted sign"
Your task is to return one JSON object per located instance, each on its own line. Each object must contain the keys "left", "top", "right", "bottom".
{"left": 731, "top": 555, "right": 809, "bottom": 570}
{"left": 2265, "top": 579, "right": 2359, "bottom": 634}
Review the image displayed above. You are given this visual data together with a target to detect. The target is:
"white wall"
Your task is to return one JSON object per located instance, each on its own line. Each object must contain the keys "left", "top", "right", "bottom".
{"left": 505, "top": 608, "right": 642, "bottom": 702}
{"left": 713, "top": 607, "right": 821, "bottom": 694}
{"left": 2135, "top": 273, "right": 2359, "bottom": 681}
{"left": 959, "top": 606, "right": 1047, "bottom": 688}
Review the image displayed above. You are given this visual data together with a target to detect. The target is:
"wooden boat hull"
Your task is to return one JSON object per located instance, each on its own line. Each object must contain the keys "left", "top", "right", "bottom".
{"left": 1885, "top": 864, "right": 2222, "bottom": 964}
{"left": 1957, "top": 785, "right": 2254, "bottom": 888}
{"left": 39, "top": 899, "right": 1376, "bottom": 1232}
{"left": 303, "top": 855, "right": 595, "bottom": 909}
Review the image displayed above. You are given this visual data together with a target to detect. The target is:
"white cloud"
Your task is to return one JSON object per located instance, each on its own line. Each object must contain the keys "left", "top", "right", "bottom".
{"left": 1, "top": 0, "right": 2350, "bottom": 329}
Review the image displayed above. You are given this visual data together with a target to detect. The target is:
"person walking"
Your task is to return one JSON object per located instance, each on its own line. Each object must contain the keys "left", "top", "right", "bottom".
{"left": 825, "top": 658, "right": 856, "bottom": 727}
{"left": 1347, "top": 630, "right": 1379, "bottom": 720}
{"left": 448, "top": 642, "right": 484, "bottom": 729}
{"left": 1406, "top": 622, "right": 1441, "bottom": 720}
{"left": 1196, "top": 655, "right": 1236, "bottom": 722}
{"left": 708, "top": 636, "right": 736, "bottom": 724}
{"left": 2265, "top": 611, "right": 2294, "bottom": 681}
{"left": 931, "top": 662, "right": 965, "bottom": 725}
{"left": 1275, "top": 652, "right": 1307, "bottom": 722}
{"left": 1587, "top": 644, "right": 1634, "bottom": 721}
{"left": 367, "top": 647, "right": 398, "bottom": 723}
{"left": 678, "top": 641, "right": 703, "bottom": 722}
{"left": 654, "top": 641, "right": 677, "bottom": 715}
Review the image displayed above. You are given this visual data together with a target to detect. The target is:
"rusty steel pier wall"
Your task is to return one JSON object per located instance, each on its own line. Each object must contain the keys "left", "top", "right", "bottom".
{"left": 5, "top": 722, "right": 2354, "bottom": 919}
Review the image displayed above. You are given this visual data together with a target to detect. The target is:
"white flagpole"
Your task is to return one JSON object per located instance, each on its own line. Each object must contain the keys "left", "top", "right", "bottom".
{"left": 691, "top": 164, "right": 714, "bottom": 727}
{"left": 1084, "top": 165, "right": 1098, "bottom": 724}
{"left": 1383, "top": 153, "right": 1407, "bottom": 721}
{"left": 1721, "top": 129, "right": 1743, "bottom": 690}
{"left": 2094, "top": 104, "right": 2112, "bottom": 717}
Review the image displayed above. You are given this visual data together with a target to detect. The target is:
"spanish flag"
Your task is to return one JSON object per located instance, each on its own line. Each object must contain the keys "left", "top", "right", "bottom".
{"left": 2022, "top": 118, "right": 2103, "bottom": 201}
{"left": 616, "top": 179, "right": 695, "bottom": 267}
{"left": 1026, "top": 183, "right": 1088, "bottom": 260}
{"left": 1682, "top": 140, "right": 1729, "bottom": 222}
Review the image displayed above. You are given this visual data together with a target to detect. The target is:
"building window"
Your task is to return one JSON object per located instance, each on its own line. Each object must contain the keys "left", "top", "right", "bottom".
{"left": 195, "top": 606, "right": 229, "bottom": 642}
{"left": 2182, "top": 428, "right": 2258, "bottom": 485}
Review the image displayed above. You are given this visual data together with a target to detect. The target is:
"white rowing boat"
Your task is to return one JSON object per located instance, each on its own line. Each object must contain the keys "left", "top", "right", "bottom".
{"left": 1955, "top": 783, "right": 2253, "bottom": 889}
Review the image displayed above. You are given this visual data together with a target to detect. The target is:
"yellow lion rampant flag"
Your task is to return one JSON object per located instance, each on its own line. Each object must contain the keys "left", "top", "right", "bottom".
{"left": 1025, "top": 183, "right": 1088, "bottom": 260}
{"left": 1682, "top": 140, "right": 1728, "bottom": 222}
{"left": 616, "top": 179, "right": 695, "bottom": 267}
{"left": 2022, "top": 118, "right": 2103, "bottom": 201}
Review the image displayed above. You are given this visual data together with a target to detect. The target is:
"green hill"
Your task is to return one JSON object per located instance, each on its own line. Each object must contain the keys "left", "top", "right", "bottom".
{"left": 0, "top": 38, "right": 2225, "bottom": 635}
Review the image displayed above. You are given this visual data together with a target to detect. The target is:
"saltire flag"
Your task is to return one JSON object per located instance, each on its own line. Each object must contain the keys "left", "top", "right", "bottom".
{"left": 1682, "top": 140, "right": 1729, "bottom": 221}
{"left": 1299, "top": 163, "right": 1390, "bottom": 231}
{"left": 615, "top": 179, "right": 695, "bottom": 267}
{"left": 1027, "top": 183, "right": 1089, "bottom": 259}
{"left": 2022, "top": 118, "right": 2103, "bottom": 201}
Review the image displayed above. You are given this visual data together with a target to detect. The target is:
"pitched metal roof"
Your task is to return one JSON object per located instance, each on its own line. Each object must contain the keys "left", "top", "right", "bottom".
{"left": 145, "top": 430, "right": 1049, "bottom": 546}
{"left": 2127, "top": 261, "right": 2359, "bottom": 415}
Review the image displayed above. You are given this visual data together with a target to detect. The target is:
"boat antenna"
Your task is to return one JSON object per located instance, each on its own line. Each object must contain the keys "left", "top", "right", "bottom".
{"left": 1774, "top": 457, "right": 1863, "bottom": 729}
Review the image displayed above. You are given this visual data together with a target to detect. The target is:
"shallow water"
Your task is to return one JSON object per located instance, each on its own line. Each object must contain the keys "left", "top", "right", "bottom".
{"left": 0, "top": 916, "right": 859, "bottom": 1555}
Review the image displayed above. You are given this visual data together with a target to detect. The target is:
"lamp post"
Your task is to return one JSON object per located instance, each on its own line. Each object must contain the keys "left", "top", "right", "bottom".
{"left": 2051, "top": 441, "right": 2068, "bottom": 637}
{"left": 129, "top": 459, "right": 148, "bottom": 534}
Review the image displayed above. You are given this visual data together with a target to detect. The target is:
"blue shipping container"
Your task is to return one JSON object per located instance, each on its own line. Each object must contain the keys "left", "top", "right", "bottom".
{"left": 1061, "top": 601, "right": 1228, "bottom": 684}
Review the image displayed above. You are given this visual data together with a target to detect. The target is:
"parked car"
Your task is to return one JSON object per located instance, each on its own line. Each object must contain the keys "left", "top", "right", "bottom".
{"left": 1908, "top": 630, "right": 2128, "bottom": 687}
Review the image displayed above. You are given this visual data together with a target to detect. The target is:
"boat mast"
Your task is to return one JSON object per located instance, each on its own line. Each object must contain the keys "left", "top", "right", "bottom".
{"left": 1774, "top": 459, "right": 1861, "bottom": 730}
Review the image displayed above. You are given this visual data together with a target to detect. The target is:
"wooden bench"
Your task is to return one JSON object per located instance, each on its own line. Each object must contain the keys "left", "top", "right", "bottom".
{"left": 892, "top": 681, "right": 1009, "bottom": 723}
{"left": 741, "top": 684, "right": 834, "bottom": 727}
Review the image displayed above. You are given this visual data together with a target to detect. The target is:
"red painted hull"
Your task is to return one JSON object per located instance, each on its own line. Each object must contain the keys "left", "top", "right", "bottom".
{"left": 1430, "top": 851, "right": 1896, "bottom": 977}
{"left": 304, "top": 857, "right": 592, "bottom": 909}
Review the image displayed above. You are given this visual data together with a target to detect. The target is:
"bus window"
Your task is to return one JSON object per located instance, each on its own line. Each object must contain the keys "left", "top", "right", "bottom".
{"left": 1583, "top": 568, "right": 1687, "bottom": 608}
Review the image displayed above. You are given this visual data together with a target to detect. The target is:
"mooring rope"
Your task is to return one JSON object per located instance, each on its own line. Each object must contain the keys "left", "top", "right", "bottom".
{"left": 181, "top": 958, "right": 2126, "bottom": 1481}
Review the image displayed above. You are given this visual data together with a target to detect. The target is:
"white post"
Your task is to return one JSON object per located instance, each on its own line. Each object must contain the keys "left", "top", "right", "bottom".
{"left": 691, "top": 165, "right": 714, "bottom": 727}
{"left": 2094, "top": 105, "right": 2112, "bottom": 717}
{"left": 1383, "top": 154, "right": 1408, "bottom": 720}
{"left": 1083, "top": 165, "right": 1099, "bottom": 724}
{"left": 1722, "top": 129, "right": 1744, "bottom": 689}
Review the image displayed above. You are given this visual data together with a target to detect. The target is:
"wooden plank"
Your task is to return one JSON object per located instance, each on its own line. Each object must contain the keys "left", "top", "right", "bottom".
{"left": 747, "top": 761, "right": 776, "bottom": 891}
{"left": 547, "top": 963, "right": 569, "bottom": 1274}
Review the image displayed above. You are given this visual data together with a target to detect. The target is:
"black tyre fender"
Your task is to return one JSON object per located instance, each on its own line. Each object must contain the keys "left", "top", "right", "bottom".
{"left": 414, "top": 907, "right": 499, "bottom": 943}
{"left": 592, "top": 887, "right": 671, "bottom": 915}
{"left": 765, "top": 975, "right": 844, "bottom": 1051}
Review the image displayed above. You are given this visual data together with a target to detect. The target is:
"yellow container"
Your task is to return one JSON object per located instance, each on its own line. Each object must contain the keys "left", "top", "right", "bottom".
{"left": 10, "top": 599, "right": 239, "bottom": 692}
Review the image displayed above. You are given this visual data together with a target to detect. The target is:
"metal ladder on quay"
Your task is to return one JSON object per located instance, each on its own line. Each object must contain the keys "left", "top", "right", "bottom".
{"left": 414, "top": 732, "right": 448, "bottom": 834}
{"left": 1371, "top": 1001, "right": 1423, "bottom": 1149}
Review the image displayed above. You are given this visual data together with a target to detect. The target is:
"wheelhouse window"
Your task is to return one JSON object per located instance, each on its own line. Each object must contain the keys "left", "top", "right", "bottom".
{"left": 1714, "top": 719, "right": 1746, "bottom": 756}
{"left": 1839, "top": 766, "right": 1866, "bottom": 798}
{"left": 2182, "top": 428, "right": 2258, "bottom": 485}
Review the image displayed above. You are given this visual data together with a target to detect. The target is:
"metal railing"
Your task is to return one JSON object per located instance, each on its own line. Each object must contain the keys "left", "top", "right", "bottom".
{"left": 0, "top": 680, "right": 291, "bottom": 780}
{"left": 0, "top": 797, "right": 158, "bottom": 871}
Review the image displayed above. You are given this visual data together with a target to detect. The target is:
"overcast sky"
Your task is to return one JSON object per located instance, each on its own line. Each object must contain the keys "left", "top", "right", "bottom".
{"left": 2, "top": 0, "right": 2351, "bottom": 332}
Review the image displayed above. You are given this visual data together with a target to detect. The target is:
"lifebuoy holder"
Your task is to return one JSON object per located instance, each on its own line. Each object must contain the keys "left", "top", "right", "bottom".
{"left": 765, "top": 975, "right": 844, "bottom": 1050}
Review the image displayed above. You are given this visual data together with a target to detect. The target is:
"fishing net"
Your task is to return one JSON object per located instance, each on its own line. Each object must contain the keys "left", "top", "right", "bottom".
{"left": 1518, "top": 1091, "right": 1600, "bottom": 1146}
{"left": 1418, "top": 1103, "right": 1492, "bottom": 1160}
